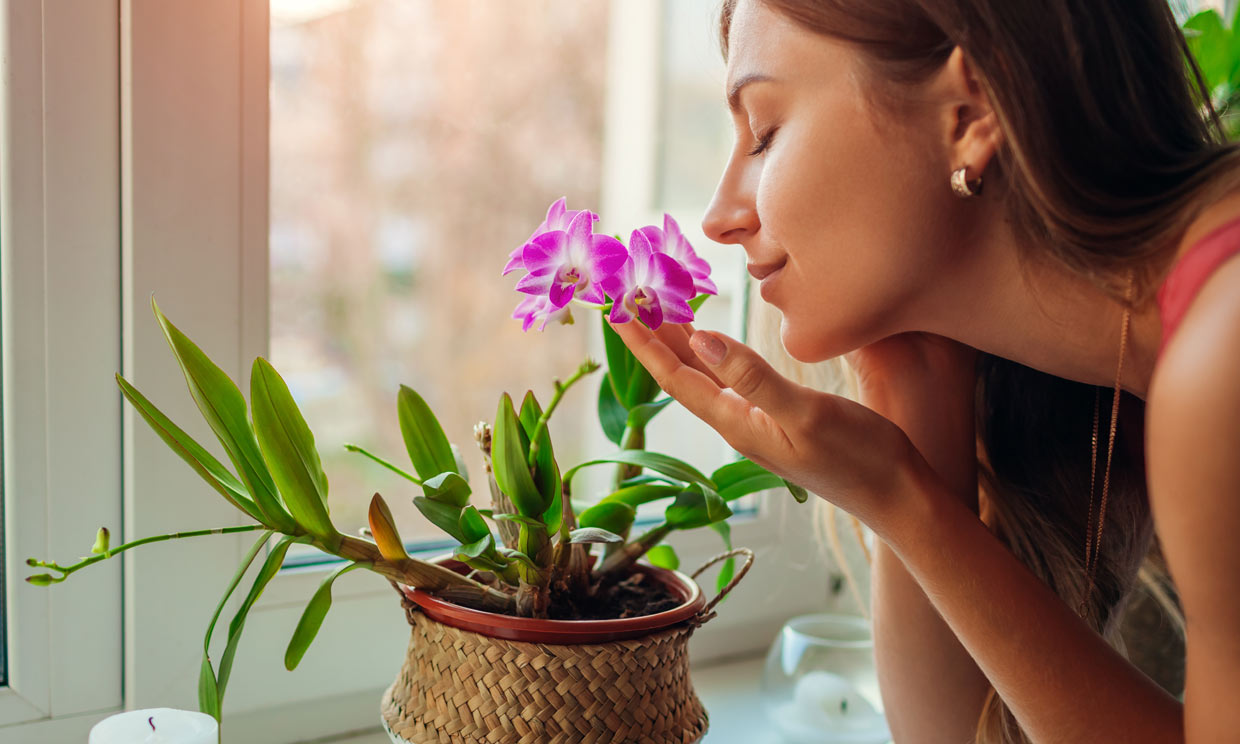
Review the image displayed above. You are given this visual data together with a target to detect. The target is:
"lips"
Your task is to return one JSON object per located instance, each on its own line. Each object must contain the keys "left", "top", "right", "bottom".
{"left": 747, "top": 257, "right": 787, "bottom": 280}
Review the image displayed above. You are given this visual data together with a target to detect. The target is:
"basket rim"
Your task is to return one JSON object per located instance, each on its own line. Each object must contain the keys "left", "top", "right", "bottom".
{"left": 396, "top": 553, "right": 707, "bottom": 643}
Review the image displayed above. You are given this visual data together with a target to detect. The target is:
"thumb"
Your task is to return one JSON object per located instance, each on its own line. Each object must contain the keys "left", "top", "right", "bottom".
{"left": 689, "top": 330, "right": 805, "bottom": 422}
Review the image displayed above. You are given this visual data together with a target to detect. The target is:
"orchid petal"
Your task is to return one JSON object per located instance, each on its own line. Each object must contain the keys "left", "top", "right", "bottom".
{"left": 522, "top": 231, "right": 570, "bottom": 276}
{"left": 636, "top": 287, "right": 664, "bottom": 329}
{"left": 608, "top": 290, "right": 636, "bottom": 323}
{"left": 585, "top": 234, "right": 628, "bottom": 280}
{"left": 548, "top": 280, "right": 576, "bottom": 309}
{"left": 649, "top": 252, "right": 696, "bottom": 300}
{"left": 514, "top": 271, "right": 554, "bottom": 295}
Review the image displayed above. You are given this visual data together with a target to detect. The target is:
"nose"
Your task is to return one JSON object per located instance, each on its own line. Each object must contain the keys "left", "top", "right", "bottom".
{"left": 701, "top": 155, "right": 760, "bottom": 245}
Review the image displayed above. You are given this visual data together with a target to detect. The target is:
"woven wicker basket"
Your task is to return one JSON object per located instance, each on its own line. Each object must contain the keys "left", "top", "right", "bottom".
{"left": 381, "top": 548, "right": 754, "bottom": 744}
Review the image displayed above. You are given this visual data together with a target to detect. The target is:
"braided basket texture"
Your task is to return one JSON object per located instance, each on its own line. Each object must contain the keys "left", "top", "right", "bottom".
{"left": 381, "top": 548, "right": 754, "bottom": 744}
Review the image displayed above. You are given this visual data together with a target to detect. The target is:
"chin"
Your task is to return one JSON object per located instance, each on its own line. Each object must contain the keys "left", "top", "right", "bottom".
{"left": 779, "top": 314, "right": 867, "bottom": 364}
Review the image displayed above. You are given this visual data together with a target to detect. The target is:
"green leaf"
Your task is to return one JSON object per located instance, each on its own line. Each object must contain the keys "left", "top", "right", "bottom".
{"left": 151, "top": 297, "right": 298, "bottom": 534}
{"left": 665, "top": 484, "right": 732, "bottom": 530}
{"left": 117, "top": 374, "right": 265, "bottom": 524}
{"left": 413, "top": 496, "right": 466, "bottom": 542}
{"left": 625, "top": 396, "right": 675, "bottom": 430}
{"left": 491, "top": 512, "right": 545, "bottom": 529}
{"left": 720, "top": 474, "right": 785, "bottom": 502}
{"left": 620, "top": 473, "right": 678, "bottom": 488}
{"left": 456, "top": 533, "right": 496, "bottom": 560}
{"left": 564, "top": 450, "right": 716, "bottom": 491}
{"left": 708, "top": 521, "right": 735, "bottom": 598}
{"left": 218, "top": 531, "right": 303, "bottom": 708}
{"left": 600, "top": 483, "right": 682, "bottom": 508}
{"left": 597, "top": 373, "right": 628, "bottom": 446}
{"left": 198, "top": 656, "right": 220, "bottom": 720}
{"left": 568, "top": 527, "right": 624, "bottom": 544}
{"left": 688, "top": 293, "right": 710, "bottom": 313}
{"left": 542, "top": 486, "right": 563, "bottom": 536}
{"left": 601, "top": 313, "right": 634, "bottom": 405}
{"left": 624, "top": 361, "right": 662, "bottom": 409}
{"left": 711, "top": 458, "right": 768, "bottom": 490}
{"left": 250, "top": 358, "right": 338, "bottom": 548}
{"left": 199, "top": 529, "right": 272, "bottom": 720}
{"left": 578, "top": 501, "right": 636, "bottom": 537}
{"left": 458, "top": 506, "right": 491, "bottom": 544}
{"left": 783, "top": 479, "right": 810, "bottom": 503}
{"left": 645, "top": 544, "right": 679, "bottom": 570}
{"left": 397, "top": 385, "right": 458, "bottom": 480}
{"left": 497, "top": 547, "right": 538, "bottom": 572}
{"left": 422, "top": 471, "right": 472, "bottom": 507}
{"left": 450, "top": 442, "right": 471, "bottom": 483}
{"left": 518, "top": 391, "right": 562, "bottom": 519}
{"left": 490, "top": 393, "right": 545, "bottom": 517}
{"left": 284, "top": 561, "right": 369, "bottom": 671}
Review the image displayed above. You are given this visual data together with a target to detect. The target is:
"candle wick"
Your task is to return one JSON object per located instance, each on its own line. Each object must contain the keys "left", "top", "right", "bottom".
{"left": 148, "top": 716, "right": 156, "bottom": 732}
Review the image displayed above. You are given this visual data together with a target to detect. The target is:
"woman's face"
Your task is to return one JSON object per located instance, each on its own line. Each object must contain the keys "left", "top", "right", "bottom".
{"left": 703, "top": 0, "right": 965, "bottom": 362}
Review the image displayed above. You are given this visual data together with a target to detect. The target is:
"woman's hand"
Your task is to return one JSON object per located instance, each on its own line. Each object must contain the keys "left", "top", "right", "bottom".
{"left": 844, "top": 332, "right": 981, "bottom": 513}
{"left": 605, "top": 318, "right": 928, "bottom": 534}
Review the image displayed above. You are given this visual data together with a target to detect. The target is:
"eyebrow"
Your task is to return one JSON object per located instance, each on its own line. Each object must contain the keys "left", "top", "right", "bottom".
{"left": 726, "top": 73, "right": 775, "bottom": 114}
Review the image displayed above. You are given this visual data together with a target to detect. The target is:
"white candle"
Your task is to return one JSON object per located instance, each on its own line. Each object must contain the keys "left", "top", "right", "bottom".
{"left": 773, "top": 671, "right": 890, "bottom": 743}
{"left": 89, "top": 708, "right": 218, "bottom": 744}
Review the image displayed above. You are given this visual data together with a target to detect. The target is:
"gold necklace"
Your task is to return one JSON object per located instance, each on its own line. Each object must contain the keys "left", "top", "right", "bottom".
{"left": 1077, "top": 269, "right": 1134, "bottom": 620}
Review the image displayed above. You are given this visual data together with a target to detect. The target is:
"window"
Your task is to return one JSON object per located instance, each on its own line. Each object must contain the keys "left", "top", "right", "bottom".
{"left": 1, "top": 1, "right": 122, "bottom": 739}
{"left": 7, "top": 2, "right": 831, "bottom": 741}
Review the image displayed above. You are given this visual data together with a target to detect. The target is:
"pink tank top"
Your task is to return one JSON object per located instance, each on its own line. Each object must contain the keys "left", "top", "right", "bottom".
{"left": 1155, "top": 214, "right": 1240, "bottom": 360}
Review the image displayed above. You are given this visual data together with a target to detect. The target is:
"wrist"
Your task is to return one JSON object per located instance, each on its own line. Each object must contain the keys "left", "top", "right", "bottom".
{"left": 876, "top": 449, "right": 966, "bottom": 552}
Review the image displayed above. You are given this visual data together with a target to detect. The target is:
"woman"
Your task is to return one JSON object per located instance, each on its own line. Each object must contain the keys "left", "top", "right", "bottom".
{"left": 608, "top": 1, "right": 1240, "bottom": 742}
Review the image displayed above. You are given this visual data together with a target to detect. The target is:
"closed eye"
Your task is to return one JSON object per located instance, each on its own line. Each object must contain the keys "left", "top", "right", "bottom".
{"left": 747, "top": 126, "right": 778, "bottom": 157}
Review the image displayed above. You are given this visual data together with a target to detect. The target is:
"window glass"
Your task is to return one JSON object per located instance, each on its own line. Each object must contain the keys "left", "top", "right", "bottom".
{"left": 270, "top": 0, "right": 610, "bottom": 559}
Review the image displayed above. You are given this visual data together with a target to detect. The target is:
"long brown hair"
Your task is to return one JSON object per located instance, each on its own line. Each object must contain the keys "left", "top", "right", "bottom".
{"left": 718, "top": 1, "right": 1231, "bottom": 741}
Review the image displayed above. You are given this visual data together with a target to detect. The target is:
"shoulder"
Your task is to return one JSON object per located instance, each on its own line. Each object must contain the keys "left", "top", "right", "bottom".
{"left": 1144, "top": 252, "right": 1240, "bottom": 728}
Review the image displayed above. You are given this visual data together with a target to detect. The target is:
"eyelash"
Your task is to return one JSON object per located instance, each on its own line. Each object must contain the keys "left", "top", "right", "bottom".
{"left": 747, "top": 126, "right": 778, "bottom": 157}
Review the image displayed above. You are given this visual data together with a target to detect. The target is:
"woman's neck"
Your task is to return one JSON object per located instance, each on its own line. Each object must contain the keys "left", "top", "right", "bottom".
{"left": 918, "top": 213, "right": 1166, "bottom": 401}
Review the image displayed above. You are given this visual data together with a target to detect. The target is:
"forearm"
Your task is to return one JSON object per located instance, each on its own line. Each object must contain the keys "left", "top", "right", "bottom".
{"left": 863, "top": 382, "right": 991, "bottom": 742}
{"left": 882, "top": 460, "right": 1184, "bottom": 744}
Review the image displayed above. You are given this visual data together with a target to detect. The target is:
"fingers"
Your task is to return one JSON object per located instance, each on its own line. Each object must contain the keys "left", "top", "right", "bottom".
{"left": 649, "top": 322, "right": 726, "bottom": 388}
{"left": 607, "top": 319, "right": 754, "bottom": 436}
{"left": 685, "top": 329, "right": 809, "bottom": 425}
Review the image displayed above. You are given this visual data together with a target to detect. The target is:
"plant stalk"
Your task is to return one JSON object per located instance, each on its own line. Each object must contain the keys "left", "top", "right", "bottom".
{"left": 27, "top": 524, "right": 270, "bottom": 583}
{"left": 527, "top": 358, "right": 599, "bottom": 469}
{"left": 594, "top": 521, "right": 674, "bottom": 582}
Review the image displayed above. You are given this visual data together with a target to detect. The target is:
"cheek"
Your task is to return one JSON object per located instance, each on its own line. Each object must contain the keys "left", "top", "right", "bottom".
{"left": 755, "top": 101, "right": 947, "bottom": 359}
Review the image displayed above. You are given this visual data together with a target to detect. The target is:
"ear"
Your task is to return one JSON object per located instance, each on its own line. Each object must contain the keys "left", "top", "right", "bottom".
{"left": 931, "top": 46, "right": 1004, "bottom": 181}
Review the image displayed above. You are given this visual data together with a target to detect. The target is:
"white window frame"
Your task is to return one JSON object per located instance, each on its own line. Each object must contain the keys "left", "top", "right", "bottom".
{"left": 6, "top": 1, "right": 833, "bottom": 741}
{"left": 1, "top": 0, "right": 123, "bottom": 740}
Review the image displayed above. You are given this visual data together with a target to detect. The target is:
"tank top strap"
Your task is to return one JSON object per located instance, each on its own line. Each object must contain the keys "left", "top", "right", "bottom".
{"left": 1156, "top": 214, "right": 1240, "bottom": 359}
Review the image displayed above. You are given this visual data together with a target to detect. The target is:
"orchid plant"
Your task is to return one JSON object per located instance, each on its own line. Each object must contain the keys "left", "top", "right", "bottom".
{"left": 24, "top": 198, "right": 806, "bottom": 723}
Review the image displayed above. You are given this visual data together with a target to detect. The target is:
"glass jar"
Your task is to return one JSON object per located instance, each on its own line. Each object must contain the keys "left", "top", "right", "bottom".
{"left": 760, "top": 613, "right": 891, "bottom": 744}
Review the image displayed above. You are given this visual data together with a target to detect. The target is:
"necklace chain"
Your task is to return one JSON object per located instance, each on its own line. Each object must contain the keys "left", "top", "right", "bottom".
{"left": 1077, "top": 271, "right": 1133, "bottom": 620}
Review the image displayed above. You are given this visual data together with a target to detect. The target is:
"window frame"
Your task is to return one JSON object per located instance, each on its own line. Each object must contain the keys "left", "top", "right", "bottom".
{"left": 1, "top": 0, "right": 123, "bottom": 739}
{"left": 37, "top": 1, "right": 831, "bottom": 742}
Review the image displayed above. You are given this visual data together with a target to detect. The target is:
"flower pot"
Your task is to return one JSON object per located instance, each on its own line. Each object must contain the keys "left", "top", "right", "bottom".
{"left": 380, "top": 548, "right": 754, "bottom": 744}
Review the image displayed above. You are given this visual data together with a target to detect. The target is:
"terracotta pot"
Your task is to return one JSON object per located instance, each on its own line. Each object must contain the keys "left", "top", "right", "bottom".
{"left": 396, "top": 555, "right": 707, "bottom": 643}
{"left": 380, "top": 548, "right": 753, "bottom": 744}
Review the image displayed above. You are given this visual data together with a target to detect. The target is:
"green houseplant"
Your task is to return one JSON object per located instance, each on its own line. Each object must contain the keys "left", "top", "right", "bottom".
{"left": 26, "top": 200, "right": 806, "bottom": 742}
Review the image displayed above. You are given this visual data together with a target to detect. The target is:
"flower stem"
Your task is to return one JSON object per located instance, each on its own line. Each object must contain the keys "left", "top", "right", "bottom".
{"left": 526, "top": 358, "right": 600, "bottom": 469}
{"left": 27, "top": 524, "right": 270, "bottom": 583}
{"left": 343, "top": 443, "right": 423, "bottom": 485}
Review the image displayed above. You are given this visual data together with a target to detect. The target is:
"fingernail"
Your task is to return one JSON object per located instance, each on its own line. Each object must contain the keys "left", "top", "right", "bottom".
{"left": 690, "top": 331, "right": 727, "bottom": 365}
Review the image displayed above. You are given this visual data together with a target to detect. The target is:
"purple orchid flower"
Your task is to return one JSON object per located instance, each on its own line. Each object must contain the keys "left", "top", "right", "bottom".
{"left": 636, "top": 214, "right": 718, "bottom": 296}
{"left": 501, "top": 197, "right": 599, "bottom": 276}
{"left": 600, "top": 228, "right": 696, "bottom": 330}
{"left": 512, "top": 294, "right": 574, "bottom": 332}
{"left": 513, "top": 210, "right": 627, "bottom": 309}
